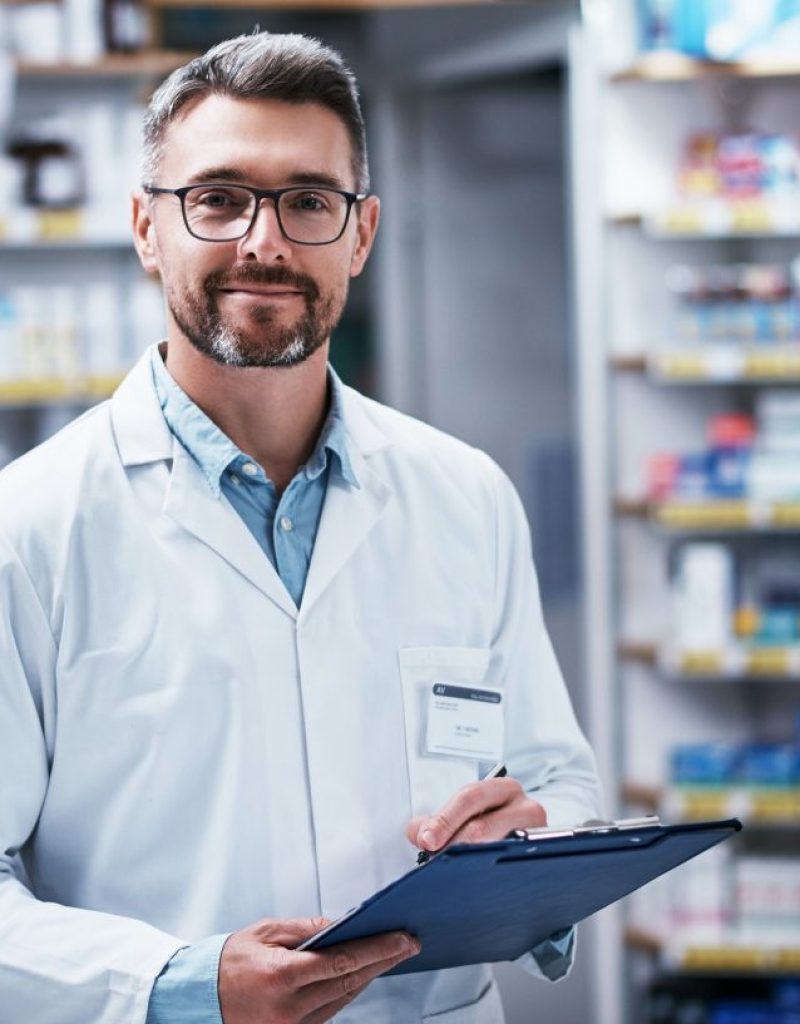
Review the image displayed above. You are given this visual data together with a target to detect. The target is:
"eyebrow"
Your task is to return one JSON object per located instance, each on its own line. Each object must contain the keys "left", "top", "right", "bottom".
{"left": 183, "top": 167, "right": 351, "bottom": 191}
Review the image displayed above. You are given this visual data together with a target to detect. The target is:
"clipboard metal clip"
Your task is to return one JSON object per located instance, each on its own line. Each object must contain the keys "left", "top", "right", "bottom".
{"left": 505, "top": 815, "right": 662, "bottom": 842}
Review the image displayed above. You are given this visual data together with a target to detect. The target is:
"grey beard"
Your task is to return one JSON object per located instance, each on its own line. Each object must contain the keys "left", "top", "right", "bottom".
{"left": 207, "top": 322, "right": 311, "bottom": 368}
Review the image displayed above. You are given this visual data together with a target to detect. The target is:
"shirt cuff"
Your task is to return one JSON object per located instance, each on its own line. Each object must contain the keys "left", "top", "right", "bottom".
{"left": 518, "top": 926, "right": 576, "bottom": 982}
{"left": 146, "top": 932, "right": 230, "bottom": 1024}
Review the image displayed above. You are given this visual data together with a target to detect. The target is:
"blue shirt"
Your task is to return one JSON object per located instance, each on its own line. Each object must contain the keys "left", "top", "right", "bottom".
{"left": 150, "top": 345, "right": 358, "bottom": 607}
{"left": 145, "top": 347, "right": 574, "bottom": 1021}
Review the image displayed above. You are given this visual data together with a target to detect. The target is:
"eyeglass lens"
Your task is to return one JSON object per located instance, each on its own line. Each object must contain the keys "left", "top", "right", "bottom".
{"left": 182, "top": 185, "right": 349, "bottom": 243}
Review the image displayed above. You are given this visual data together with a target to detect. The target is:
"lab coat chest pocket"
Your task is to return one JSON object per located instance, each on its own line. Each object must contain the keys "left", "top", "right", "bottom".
{"left": 398, "top": 645, "right": 496, "bottom": 819}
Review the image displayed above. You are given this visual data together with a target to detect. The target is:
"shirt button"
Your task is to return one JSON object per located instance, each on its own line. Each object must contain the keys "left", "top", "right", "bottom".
{"left": 242, "top": 462, "right": 258, "bottom": 477}
{"left": 280, "top": 516, "right": 293, "bottom": 532}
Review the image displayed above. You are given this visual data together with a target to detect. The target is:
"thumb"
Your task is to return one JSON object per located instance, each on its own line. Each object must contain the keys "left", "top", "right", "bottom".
{"left": 250, "top": 916, "right": 332, "bottom": 948}
{"left": 405, "top": 815, "right": 426, "bottom": 847}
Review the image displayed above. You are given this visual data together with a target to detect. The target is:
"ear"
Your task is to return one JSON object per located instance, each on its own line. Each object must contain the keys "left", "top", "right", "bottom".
{"left": 132, "top": 189, "right": 160, "bottom": 275}
{"left": 349, "top": 195, "right": 380, "bottom": 279}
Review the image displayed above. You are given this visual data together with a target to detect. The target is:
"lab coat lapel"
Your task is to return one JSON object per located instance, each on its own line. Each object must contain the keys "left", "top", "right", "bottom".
{"left": 111, "top": 347, "right": 297, "bottom": 618}
{"left": 164, "top": 441, "right": 298, "bottom": 618}
{"left": 300, "top": 388, "right": 393, "bottom": 617}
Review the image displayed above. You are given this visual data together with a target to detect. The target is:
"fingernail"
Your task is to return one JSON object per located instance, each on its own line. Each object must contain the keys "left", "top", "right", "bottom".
{"left": 404, "top": 935, "right": 421, "bottom": 955}
{"left": 420, "top": 828, "right": 435, "bottom": 849}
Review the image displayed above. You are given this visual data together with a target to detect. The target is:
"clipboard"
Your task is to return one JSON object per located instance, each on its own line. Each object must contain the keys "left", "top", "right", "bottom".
{"left": 299, "top": 816, "right": 742, "bottom": 974}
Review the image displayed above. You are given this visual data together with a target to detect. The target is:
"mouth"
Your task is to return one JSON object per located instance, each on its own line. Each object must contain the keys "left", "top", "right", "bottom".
{"left": 219, "top": 286, "right": 305, "bottom": 298}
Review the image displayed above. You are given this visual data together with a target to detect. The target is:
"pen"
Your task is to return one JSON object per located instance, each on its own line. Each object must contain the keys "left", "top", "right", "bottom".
{"left": 416, "top": 762, "right": 507, "bottom": 865}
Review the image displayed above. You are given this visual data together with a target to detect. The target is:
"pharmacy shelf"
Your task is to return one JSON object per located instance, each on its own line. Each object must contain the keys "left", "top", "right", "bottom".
{"left": 615, "top": 498, "right": 800, "bottom": 532}
{"left": 0, "top": 376, "right": 124, "bottom": 406}
{"left": 0, "top": 209, "right": 133, "bottom": 248}
{"left": 612, "top": 51, "right": 800, "bottom": 84}
{"left": 619, "top": 641, "right": 800, "bottom": 680}
{"left": 625, "top": 928, "right": 800, "bottom": 974}
{"left": 609, "top": 204, "right": 800, "bottom": 239}
{"left": 647, "top": 201, "right": 800, "bottom": 239}
{"left": 576, "top": 12, "right": 800, "bottom": 1022}
{"left": 622, "top": 783, "right": 800, "bottom": 827}
{"left": 0, "top": 236, "right": 133, "bottom": 250}
{"left": 611, "top": 349, "right": 800, "bottom": 383}
{"left": 15, "top": 51, "right": 196, "bottom": 79}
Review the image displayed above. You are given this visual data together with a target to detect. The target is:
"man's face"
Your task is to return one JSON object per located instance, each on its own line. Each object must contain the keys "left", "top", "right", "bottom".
{"left": 133, "top": 94, "right": 378, "bottom": 368}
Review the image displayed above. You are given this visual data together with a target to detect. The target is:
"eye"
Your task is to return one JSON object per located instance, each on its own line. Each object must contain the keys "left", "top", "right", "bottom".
{"left": 289, "top": 191, "right": 332, "bottom": 213}
{"left": 189, "top": 187, "right": 249, "bottom": 210}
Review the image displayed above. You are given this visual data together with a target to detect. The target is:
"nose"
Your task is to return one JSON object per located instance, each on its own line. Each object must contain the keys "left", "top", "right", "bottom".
{"left": 237, "top": 196, "right": 292, "bottom": 262}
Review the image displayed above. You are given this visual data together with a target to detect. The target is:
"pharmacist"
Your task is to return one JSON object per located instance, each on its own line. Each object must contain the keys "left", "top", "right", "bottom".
{"left": 0, "top": 31, "right": 601, "bottom": 1024}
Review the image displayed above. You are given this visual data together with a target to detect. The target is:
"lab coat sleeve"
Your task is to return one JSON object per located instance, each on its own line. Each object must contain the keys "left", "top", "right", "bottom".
{"left": 0, "top": 537, "right": 186, "bottom": 1024}
{"left": 486, "top": 456, "right": 603, "bottom": 828}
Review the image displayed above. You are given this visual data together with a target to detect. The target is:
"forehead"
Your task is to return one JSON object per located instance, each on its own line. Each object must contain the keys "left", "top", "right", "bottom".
{"left": 158, "top": 94, "right": 356, "bottom": 188}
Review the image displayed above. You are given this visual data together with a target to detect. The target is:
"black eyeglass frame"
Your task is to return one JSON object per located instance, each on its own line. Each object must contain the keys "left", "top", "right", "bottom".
{"left": 142, "top": 183, "right": 368, "bottom": 245}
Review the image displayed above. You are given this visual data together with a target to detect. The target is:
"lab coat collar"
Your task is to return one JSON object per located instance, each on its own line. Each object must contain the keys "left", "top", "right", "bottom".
{"left": 111, "top": 345, "right": 397, "bottom": 619}
{"left": 111, "top": 346, "right": 174, "bottom": 466}
{"left": 112, "top": 347, "right": 298, "bottom": 616}
{"left": 165, "top": 438, "right": 299, "bottom": 618}
{"left": 111, "top": 347, "right": 394, "bottom": 470}
{"left": 297, "top": 382, "right": 396, "bottom": 616}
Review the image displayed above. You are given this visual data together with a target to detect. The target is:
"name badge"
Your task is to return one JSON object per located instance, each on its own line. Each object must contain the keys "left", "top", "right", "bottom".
{"left": 426, "top": 683, "right": 504, "bottom": 761}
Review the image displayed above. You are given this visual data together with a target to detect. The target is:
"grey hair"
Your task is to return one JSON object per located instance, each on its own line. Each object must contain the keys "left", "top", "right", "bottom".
{"left": 141, "top": 32, "right": 369, "bottom": 192}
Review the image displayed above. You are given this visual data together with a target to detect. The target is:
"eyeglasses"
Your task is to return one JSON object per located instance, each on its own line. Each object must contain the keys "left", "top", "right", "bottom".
{"left": 143, "top": 182, "right": 367, "bottom": 245}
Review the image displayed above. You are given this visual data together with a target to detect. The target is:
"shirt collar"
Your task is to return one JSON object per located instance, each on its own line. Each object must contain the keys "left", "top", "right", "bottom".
{"left": 150, "top": 345, "right": 359, "bottom": 497}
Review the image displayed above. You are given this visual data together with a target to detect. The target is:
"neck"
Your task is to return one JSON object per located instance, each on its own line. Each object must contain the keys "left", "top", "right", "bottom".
{"left": 163, "top": 337, "right": 331, "bottom": 493}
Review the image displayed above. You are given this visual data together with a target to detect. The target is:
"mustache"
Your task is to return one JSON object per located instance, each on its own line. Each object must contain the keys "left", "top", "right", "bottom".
{"left": 205, "top": 265, "right": 319, "bottom": 301}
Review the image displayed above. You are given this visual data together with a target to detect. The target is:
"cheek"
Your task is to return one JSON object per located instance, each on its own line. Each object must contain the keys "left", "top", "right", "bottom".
{"left": 317, "top": 253, "right": 355, "bottom": 296}
{"left": 158, "top": 240, "right": 224, "bottom": 293}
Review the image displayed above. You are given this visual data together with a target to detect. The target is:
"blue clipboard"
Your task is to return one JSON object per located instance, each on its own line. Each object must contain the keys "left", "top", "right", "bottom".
{"left": 299, "top": 817, "right": 742, "bottom": 974}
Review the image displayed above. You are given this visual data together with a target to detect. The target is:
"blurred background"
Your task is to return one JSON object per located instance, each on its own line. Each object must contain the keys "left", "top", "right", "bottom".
{"left": 2, "top": 0, "right": 800, "bottom": 1021}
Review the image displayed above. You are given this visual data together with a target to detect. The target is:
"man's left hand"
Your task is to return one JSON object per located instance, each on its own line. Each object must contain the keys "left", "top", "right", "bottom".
{"left": 405, "top": 776, "right": 547, "bottom": 855}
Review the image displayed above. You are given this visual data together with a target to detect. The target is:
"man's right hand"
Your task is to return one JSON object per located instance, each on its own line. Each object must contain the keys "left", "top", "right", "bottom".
{"left": 218, "top": 917, "right": 420, "bottom": 1024}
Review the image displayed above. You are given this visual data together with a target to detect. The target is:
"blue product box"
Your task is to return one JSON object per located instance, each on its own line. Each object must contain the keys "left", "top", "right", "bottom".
{"left": 675, "top": 452, "right": 711, "bottom": 499}
{"left": 671, "top": 743, "right": 739, "bottom": 786}
{"left": 659, "top": 0, "right": 800, "bottom": 61}
{"left": 671, "top": 0, "right": 720, "bottom": 57}
{"left": 755, "top": 607, "right": 800, "bottom": 646}
{"left": 739, "top": 743, "right": 798, "bottom": 786}
{"left": 708, "top": 446, "right": 750, "bottom": 498}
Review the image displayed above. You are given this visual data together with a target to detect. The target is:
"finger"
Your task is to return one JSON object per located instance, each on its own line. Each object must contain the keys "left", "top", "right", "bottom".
{"left": 448, "top": 796, "right": 547, "bottom": 845}
{"left": 299, "top": 940, "right": 420, "bottom": 1019}
{"left": 288, "top": 930, "right": 419, "bottom": 986}
{"left": 413, "top": 778, "right": 522, "bottom": 851}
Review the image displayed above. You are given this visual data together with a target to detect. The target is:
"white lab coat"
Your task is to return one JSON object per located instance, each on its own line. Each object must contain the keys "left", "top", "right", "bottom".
{"left": 0, "top": 346, "right": 601, "bottom": 1024}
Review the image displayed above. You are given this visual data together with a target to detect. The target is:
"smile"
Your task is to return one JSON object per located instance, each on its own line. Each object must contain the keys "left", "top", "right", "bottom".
{"left": 219, "top": 287, "right": 304, "bottom": 297}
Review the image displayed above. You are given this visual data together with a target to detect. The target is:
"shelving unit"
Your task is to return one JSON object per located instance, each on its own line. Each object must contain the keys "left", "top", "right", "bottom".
{"left": 619, "top": 639, "right": 800, "bottom": 679}
{"left": 612, "top": 52, "right": 800, "bottom": 84}
{"left": 0, "top": 39, "right": 168, "bottom": 461}
{"left": 616, "top": 498, "right": 800, "bottom": 530}
{"left": 14, "top": 51, "right": 196, "bottom": 78}
{"left": 0, "top": 375, "right": 123, "bottom": 405}
{"left": 572, "top": 5, "right": 800, "bottom": 1023}
{"left": 612, "top": 348, "right": 800, "bottom": 382}
{"left": 626, "top": 926, "right": 800, "bottom": 974}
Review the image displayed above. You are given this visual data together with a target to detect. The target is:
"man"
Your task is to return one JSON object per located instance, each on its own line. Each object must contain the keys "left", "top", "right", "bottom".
{"left": 0, "top": 32, "right": 601, "bottom": 1024}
